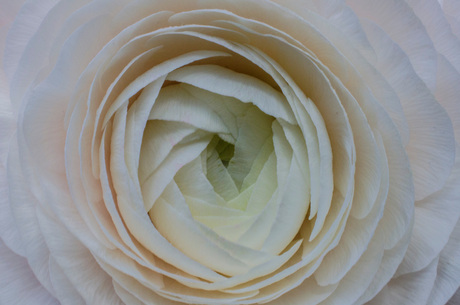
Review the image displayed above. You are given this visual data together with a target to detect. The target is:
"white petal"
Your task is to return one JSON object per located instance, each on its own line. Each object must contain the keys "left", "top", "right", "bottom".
{"left": 354, "top": 219, "right": 413, "bottom": 304}
{"left": 166, "top": 64, "right": 296, "bottom": 124}
{"left": 259, "top": 122, "right": 310, "bottom": 254}
{"left": 0, "top": 96, "right": 23, "bottom": 255}
{"left": 253, "top": 277, "right": 336, "bottom": 305}
{"left": 448, "top": 289, "right": 460, "bottom": 305}
{"left": 148, "top": 84, "right": 232, "bottom": 135}
{"left": 138, "top": 120, "right": 197, "bottom": 183}
{"left": 367, "top": 258, "right": 438, "bottom": 305}
{"left": 36, "top": 208, "right": 124, "bottom": 305}
{"left": 48, "top": 257, "right": 85, "bottom": 305}
{"left": 110, "top": 108, "right": 225, "bottom": 282}
{"left": 405, "top": 0, "right": 460, "bottom": 76}
{"left": 360, "top": 19, "right": 455, "bottom": 201}
{"left": 124, "top": 76, "right": 165, "bottom": 180}
{"left": 0, "top": 239, "right": 58, "bottom": 305}
{"left": 313, "top": 134, "right": 388, "bottom": 286}
{"left": 397, "top": 147, "right": 460, "bottom": 275}
{"left": 317, "top": 237, "right": 384, "bottom": 305}
{"left": 141, "top": 130, "right": 213, "bottom": 211}
{"left": 443, "top": 0, "right": 460, "bottom": 38}
{"left": 435, "top": 54, "right": 460, "bottom": 143}
{"left": 203, "top": 149, "right": 240, "bottom": 202}
{"left": 151, "top": 193, "right": 250, "bottom": 276}
{"left": 346, "top": 0, "right": 437, "bottom": 91}
{"left": 427, "top": 217, "right": 460, "bottom": 304}
{"left": 3, "top": 0, "right": 59, "bottom": 81}
{"left": 102, "top": 50, "right": 232, "bottom": 127}
{"left": 174, "top": 157, "right": 228, "bottom": 210}
{"left": 7, "top": 140, "right": 57, "bottom": 296}
{"left": 227, "top": 106, "right": 274, "bottom": 191}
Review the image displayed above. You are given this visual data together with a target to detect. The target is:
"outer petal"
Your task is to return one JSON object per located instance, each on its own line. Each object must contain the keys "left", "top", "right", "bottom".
{"left": 3, "top": 0, "right": 59, "bottom": 81}
{"left": 0, "top": 239, "right": 58, "bottom": 305}
{"left": 396, "top": 145, "right": 460, "bottom": 276}
{"left": 448, "top": 289, "right": 460, "bottom": 305}
{"left": 366, "top": 258, "right": 438, "bottom": 305}
{"left": 427, "top": 217, "right": 460, "bottom": 305}
{"left": 441, "top": 0, "right": 460, "bottom": 39}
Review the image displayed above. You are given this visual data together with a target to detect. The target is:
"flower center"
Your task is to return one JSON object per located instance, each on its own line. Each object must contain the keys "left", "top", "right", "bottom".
{"left": 138, "top": 64, "right": 310, "bottom": 265}
{"left": 211, "top": 136, "right": 234, "bottom": 168}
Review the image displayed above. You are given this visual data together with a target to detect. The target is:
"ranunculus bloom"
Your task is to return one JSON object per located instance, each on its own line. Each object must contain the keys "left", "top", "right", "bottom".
{"left": 1, "top": 0, "right": 459, "bottom": 304}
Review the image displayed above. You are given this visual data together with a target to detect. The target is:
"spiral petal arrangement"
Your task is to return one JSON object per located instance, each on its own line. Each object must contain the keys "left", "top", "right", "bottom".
{"left": 1, "top": 0, "right": 459, "bottom": 304}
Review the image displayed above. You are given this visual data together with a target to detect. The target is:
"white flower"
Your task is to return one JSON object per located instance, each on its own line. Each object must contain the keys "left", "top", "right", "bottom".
{"left": 1, "top": 0, "right": 459, "bottom": 304}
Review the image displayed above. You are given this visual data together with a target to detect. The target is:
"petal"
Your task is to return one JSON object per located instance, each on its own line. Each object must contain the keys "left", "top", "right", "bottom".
{"left": 367, "top": 258, "right": 438, "bottom": 305}
{"left": 0, "top": 239, "right": 58, "bottom": 305}
{"left": 435, "top": 54, "right": 460, "bottom": 143}
{"left": 405, "top": 0, "right": 460, "bottom": 76}
{"left": 397, "top": 146, "right": 460, "bottom": 275}
{"left": 448, "top": 289, "right": 460, "bottom": 305}
{"left": 442, "top": 0, "right": 460, "bottom": 38}
{"left": 7, "top": 139, "right": 57, "bottom": 296}
{"left": 48, "top": 257, "right": 85, "bottom": 304}
{"left": 427, "top": 217, "right": 460, "bottom": 304}
{"left": 317, "top": 236, "right": 384, "bottom": 305}
{"left": 3, "top": 0, "right": 58, "bottom": 81}
{"left": 166, "top": 64, "right": 296, "bottom": 124}
{"left": 36, "top": 207, "right": 124, "bottom": 305}
{"left": 346, "top": 0, "right": 438, "bottom": 91}
{"left": 360, "top": 19, "right": 455, "bottom": 201}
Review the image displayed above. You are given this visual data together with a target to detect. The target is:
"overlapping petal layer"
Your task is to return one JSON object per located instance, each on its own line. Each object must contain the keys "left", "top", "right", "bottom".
{"left": 1, "top": 0, "right": 458, "bottom": 304}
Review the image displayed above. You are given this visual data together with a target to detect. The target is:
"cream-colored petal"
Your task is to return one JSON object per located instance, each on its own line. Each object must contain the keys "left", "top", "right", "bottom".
{"left": 148, "top": 84, "right": 232, "bottom": 135}
{"left": 166, "top": 64, "right": 296, "bottom": 124}
{"left": 110, "top": 107, "right": 225, "bottom": 282}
